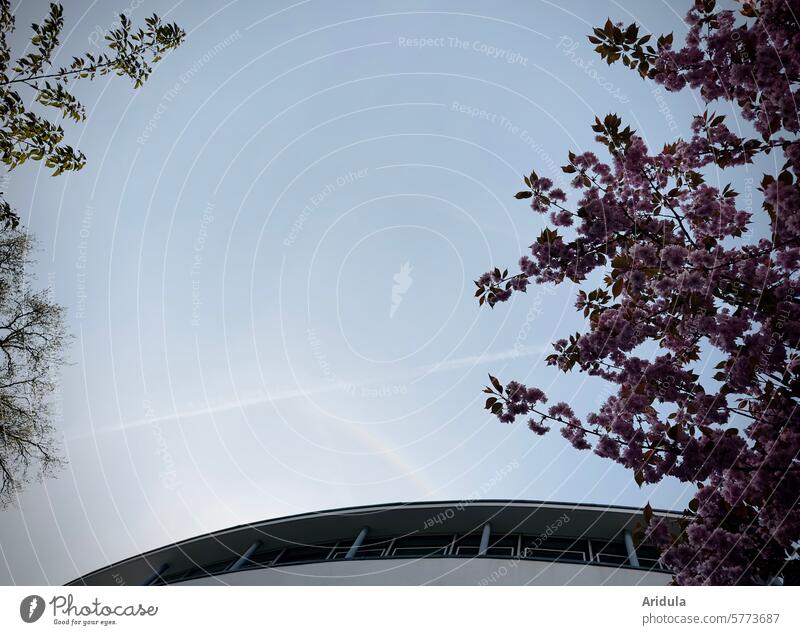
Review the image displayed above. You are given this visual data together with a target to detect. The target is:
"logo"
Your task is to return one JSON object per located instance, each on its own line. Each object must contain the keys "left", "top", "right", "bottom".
{"left": 20, "top": 595, "right": 45, "bottom": 623}
{"left": 390, "top": 262, "right": 413, "bottom": 318}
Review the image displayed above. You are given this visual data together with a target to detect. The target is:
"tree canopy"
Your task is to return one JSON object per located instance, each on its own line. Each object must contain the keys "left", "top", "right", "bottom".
{"left": 1, "top": 1, "right": 184, "bottom": 228}
{"left": 0, "top": 2, "right": 184, "bottom": 505}
{"left": 478, "top": 0, "right": 800, "bottom": 585}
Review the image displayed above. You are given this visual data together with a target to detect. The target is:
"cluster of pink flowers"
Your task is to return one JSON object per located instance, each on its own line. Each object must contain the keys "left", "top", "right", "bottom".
{"left": 651, "top": 0, "right": 800, "bottom": 138}
{"left": 478, "top": 0, "right": 800, "bottom": 584}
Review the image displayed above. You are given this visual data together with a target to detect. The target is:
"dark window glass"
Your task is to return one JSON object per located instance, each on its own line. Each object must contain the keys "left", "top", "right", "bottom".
{"left": 275, "top": 544, "right": 336, "bottom": 565}
{"left": 592, "top": 540, "right": 629, "bottom": 566}
{"left": 162, "top": 558, "right": 236, "bottom": 583}
{"left": 159, "top": 571, "right": 184, "bottom": 584}
{"left": 201, "top": 559, "right": 237, "bottom": 575}
{"left": 390, "top": 535, "right": 453, "bottom": 557}
{"left": 452, "top": 533, "right": 482, "bottom": 556}
{"left": 357, "top": 536, "right": 394, "bottom": 558}
{"left": 237, "top": 548, "right": 282, "bottom": 569}
{"left": 636, "top": 545, "right": 666, "bottom": 571}
{"left": 331, "top": 536, "right": 393, "bottom": 559}
{"left": 487, "top": 534, "right": 518, "bottom": 558}
{"left": 331, "top": 546, "right": 387, "bottom": 559}
{"left": 520, "top": 536, "right": 588, "bottom": 562}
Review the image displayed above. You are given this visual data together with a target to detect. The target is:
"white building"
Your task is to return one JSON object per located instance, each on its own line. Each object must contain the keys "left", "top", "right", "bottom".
{"left": 68, "top": 500, "right": 675, "bottom": 585}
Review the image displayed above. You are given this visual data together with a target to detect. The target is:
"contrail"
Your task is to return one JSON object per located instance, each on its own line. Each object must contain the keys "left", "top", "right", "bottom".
{"left": 413, "top": 344, "right": 546, "bottom": 375}
{"left": 71, "top": 383, "right": 350, "bottom": 438}
{"left": 79, "top": 345, "right": 545, "bottom": 437}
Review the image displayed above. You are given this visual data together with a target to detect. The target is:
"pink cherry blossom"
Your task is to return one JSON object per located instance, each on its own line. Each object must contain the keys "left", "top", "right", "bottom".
{"left": 476, "top": 0, "right": 800, "bottom": 585}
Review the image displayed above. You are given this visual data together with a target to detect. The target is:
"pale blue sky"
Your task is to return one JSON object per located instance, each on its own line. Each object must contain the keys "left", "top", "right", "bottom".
{"left": 1, "top": 0, "right": 755, "bottom": 584}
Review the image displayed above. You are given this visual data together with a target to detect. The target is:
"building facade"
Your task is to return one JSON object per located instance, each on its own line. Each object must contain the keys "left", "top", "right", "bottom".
{"left": 69, "top": 500, "right": 676, "bottom": 586}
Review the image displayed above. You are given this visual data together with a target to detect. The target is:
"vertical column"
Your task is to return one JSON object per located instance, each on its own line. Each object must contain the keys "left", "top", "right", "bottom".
{"left": 623, "top": 529, "right": 640, "bottom": 568}
{"left": 478, "top": 522, "right": 492, "bottom": 556}
{"left": 229, "top": 540, "right": 262, "bottom": 572}
{"left": 345, "top": 526, "right": 369, "bottom": 560}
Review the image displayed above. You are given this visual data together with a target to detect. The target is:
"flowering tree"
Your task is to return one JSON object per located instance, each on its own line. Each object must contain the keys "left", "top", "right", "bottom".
{"left": 477, "top": 0, "right": 799, "bottom": 584}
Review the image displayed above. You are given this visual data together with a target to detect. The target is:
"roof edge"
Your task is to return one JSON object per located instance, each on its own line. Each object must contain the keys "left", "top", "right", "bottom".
{"left": 65, "top": 498, "right": 683, "bottom": 585}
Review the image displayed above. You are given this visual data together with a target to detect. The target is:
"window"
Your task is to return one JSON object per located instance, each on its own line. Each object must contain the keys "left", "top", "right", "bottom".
{"left": 158, "top": 526, "right": 670, "bottom": 582}
{"left": 486, "top": 534, "right": 518, "bottom": 558}
{"left": 592, "top": 540, "right": 630, "bottom": 566}
{"left": 389, "top": 535, "right": 453, "bottom": 557}
{"left": 636, "top": 545, "right": 667, "bottom": 571}
{"left": 520, "top": 536, "right": 588, "bottom": 562}
{"left": 330, "top": 536, "right": 393, "bottom": 559}
{"left": 452, "top": 534, "right": 482, "bottom": 556}
{"left": 235, "top": 548, "right": 282, "bottom": 569}
{"left": 200, "top": 558, "right": 238, "bottom": 575}
{"left": 274, "top": 543, "right": 336, "bottom": 565}
{"left": 162, "top": 558, "right": 236, "bottom": 583}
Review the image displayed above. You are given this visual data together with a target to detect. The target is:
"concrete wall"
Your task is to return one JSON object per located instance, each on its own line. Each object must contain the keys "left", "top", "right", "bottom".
{"left": 177, "top": 558, "right": 672, "bottom": 586}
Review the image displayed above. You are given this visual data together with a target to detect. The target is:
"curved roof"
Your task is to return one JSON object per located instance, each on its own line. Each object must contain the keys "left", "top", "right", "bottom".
{"left": 68, "top": 499, "right": 681, "bottom": 585}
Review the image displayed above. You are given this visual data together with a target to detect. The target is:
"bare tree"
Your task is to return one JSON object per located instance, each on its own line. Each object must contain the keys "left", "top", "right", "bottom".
{"left": 0, "top": 231, "right": 65, "bottom": 506}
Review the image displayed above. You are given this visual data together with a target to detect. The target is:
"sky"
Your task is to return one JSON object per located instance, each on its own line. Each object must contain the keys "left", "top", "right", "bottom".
{"left": 0, "top": 0, "right": 746, "bottom": 584}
